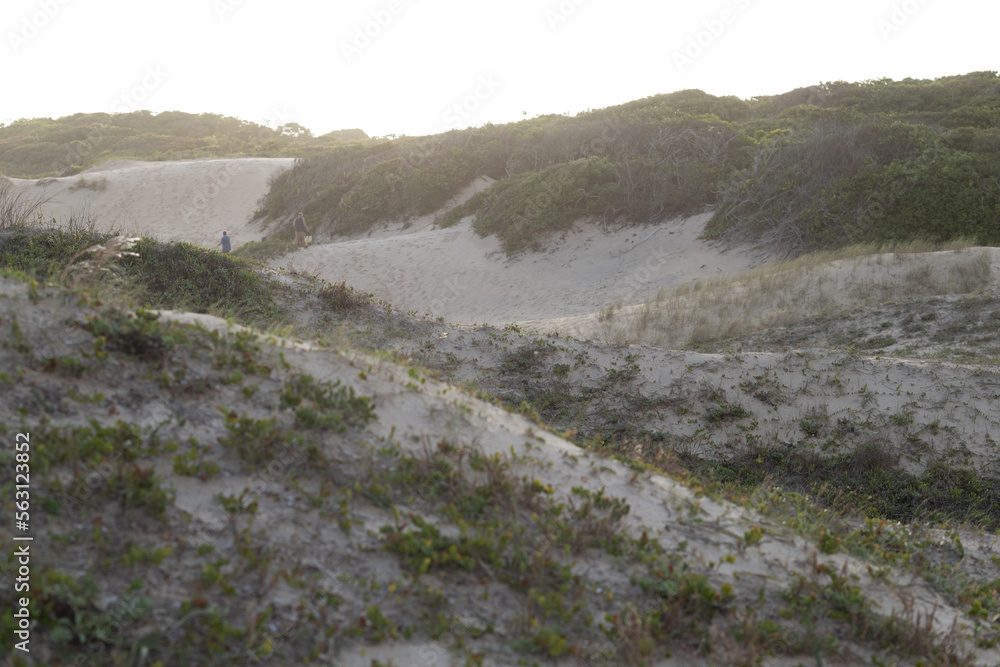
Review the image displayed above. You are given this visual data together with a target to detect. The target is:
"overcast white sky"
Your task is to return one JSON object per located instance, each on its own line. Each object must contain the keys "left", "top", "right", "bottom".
{"left": 3, "top": 0, "right": 998, "bottom": 138}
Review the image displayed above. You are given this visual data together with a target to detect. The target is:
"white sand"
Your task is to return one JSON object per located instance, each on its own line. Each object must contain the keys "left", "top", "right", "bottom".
{"left": 10, "top": 157, "right": 294, "bottom": 249}
{"left": 276, "top": 211, "right": 760, "bottom": 325}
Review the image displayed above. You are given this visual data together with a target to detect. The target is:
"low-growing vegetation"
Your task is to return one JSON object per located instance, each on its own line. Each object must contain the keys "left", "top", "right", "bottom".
{"left": 0, "top": 176, "right": 51, "bottom": 229}
{"left": 2, "top": 245, "right": 999, "bottom": 662}
{"left": 592, "top": 239, "right": 991, "bottom": 349}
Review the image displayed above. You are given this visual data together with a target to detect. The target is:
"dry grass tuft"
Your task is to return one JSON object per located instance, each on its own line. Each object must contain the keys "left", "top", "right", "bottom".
{"left": 59, "top": 236, "right": 141, "bottom": 286}
{"left": 1, "top": 175, "right": 51, "bottom": 229}
{"left": 318, "top": 280, "right": 372, "bottom": 312}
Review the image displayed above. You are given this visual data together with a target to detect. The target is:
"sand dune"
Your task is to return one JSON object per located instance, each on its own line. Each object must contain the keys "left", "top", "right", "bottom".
{"left": 10, "top": 159, "right": 764, "bottom": 325}
{"left": 10, "top": 157, "right": 294, "bottom": 249}
{"left": 275, "top": 211, "right": 760, "bottom": 325}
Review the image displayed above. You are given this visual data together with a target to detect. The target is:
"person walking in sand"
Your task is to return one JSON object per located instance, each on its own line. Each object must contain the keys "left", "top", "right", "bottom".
{"left": 216, "top": 231, "right": 231, "bottom": 254}
{"left": 293, "top": 212, "right": 309, "bottom": 249}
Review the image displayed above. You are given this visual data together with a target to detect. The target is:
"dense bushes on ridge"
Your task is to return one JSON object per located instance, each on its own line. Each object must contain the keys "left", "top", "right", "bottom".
{"left": 253, "top": 71, "right": 1000, "bottom": 256}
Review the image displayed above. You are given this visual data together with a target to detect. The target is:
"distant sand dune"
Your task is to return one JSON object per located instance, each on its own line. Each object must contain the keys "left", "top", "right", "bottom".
{"left": 10, "top": 157, "right": 294, "bottom": 248}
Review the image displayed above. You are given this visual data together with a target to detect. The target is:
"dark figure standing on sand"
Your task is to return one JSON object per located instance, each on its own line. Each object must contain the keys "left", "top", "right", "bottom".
{"left": 293, "top": 212, "right": 309, "bottom": 249}
{"left": 217, "top": 231, "right": 231, "bottom": 253}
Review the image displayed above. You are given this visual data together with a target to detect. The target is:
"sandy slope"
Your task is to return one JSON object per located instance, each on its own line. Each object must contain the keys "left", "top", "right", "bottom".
{"left": 274, "top": 211, "right": 760, "bottom": 325}
{"left": 5, "top": 278, "right": 996, "bottom": 662}
{"left": 540, "top": 247, "right": 1000, "bottom": 345}
{"left": 14, "top": 161, "right": 760, "bottom": 327}
{"left": 10, "top": 157, "right": 294, "bottom": 249}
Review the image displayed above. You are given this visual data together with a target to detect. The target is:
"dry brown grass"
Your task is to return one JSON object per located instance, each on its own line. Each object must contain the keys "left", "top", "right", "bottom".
{"left": 58, "top": 235, "right": 142, "bottom": 286}
{"left": 1, "top": 175, "right": 51, "bottom": 229}
{"left": 596, "top": 240, "right": 991, "bottom": 349}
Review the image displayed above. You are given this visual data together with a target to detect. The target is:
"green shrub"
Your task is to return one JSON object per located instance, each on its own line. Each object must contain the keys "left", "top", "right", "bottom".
{"left": 0, "top": 228, "right": 108, "bottom": 278}
{"left": 230, "top": 226, "right": 295, "bottom": 262}
{"left": 0, "top": 230, "right": 286, "bottom": 329}
{"left": 85, "top": 308, "right": 184, "bottom": 363}
{"left": 121, "top": 238, "right": 284, "bottom": 327}
{"left": 279, "top": 374, "right": 376, "bottom": 431}
{"left": 317, "top": 280, "right": 372, "bottom": 312}
{"left": 461, "top": 157, "right": 621, "bottom": 254}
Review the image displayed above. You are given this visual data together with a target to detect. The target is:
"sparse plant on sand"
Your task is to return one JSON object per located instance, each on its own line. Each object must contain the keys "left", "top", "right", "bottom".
{"left": 0, "top": 175, "right": 51, "bottom": 229}
{"left": 318, "top": 280, "right": 373, "bottom": 312}
{"left": 69, "top": 175, "right": 108, "bottom": 192}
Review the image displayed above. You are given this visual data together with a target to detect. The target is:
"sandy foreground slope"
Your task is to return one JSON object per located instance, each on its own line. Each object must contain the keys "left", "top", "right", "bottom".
{"left": 2, "top": 280, "right": 998, "bottom": 663}
{"left": 162, "top": 312, "right": 1000, "bottom": 665}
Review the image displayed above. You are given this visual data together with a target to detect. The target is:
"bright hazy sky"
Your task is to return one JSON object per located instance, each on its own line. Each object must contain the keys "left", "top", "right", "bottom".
{"left": 4, "top": 0, "right": 998, "bottom": 138}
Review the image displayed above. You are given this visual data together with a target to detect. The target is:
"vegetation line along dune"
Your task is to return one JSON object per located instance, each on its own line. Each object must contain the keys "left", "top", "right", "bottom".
{"left": 239, "top": 71, "right": 1000, "bottom": 261}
